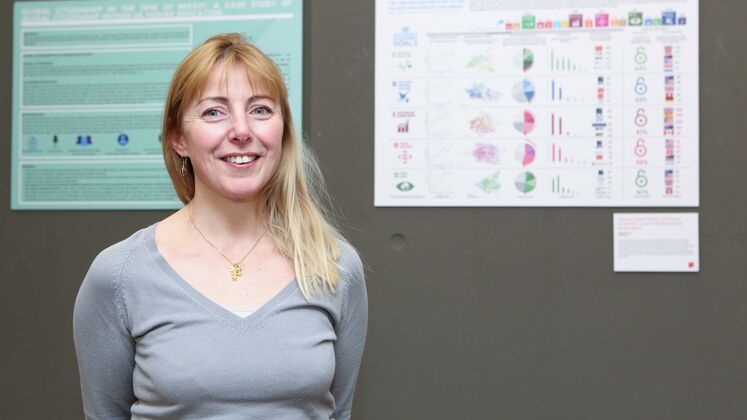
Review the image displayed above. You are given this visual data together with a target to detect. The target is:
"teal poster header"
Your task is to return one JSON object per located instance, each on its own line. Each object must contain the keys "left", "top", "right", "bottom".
{"left": 12, "top": 0, "right": 303, "bottom": 209}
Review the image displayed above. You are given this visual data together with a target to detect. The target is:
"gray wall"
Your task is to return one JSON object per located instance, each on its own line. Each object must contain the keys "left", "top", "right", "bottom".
{"left": 3, "top": 1, "right": 746, "bottom": 419}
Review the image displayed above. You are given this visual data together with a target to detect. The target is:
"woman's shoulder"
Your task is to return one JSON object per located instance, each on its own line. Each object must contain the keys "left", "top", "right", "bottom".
{"left": 79, "top": 225, "right": 156, "bottom": 311}
{"left": 96, "top": 225, "right": 154, "bottom": 265}
{"left": 335, "top": 239, "right": 365, "bottom": 293}
{"left": 87, "top": 224, "right": 156, "bottom": 282}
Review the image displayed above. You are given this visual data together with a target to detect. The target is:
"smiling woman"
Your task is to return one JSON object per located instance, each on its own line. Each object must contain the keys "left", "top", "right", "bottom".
{"left": 73, "top": 33, "right": 367, "bottom": 420}
{"left": 173, "top": 61, "right": 285, "bottom": 202}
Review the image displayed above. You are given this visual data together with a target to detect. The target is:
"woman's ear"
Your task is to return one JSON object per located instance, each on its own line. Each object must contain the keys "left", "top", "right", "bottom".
{"left": 170, "top": 132, "right": 188, "bottom": 157}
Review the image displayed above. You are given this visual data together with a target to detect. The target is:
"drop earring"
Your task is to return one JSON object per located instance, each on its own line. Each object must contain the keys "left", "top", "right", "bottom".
{"left": 180, "top": 157, "right": 188, "bottom": 176}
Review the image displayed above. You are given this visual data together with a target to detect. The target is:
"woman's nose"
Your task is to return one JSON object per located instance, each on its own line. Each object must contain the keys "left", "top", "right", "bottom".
{"left": 230, "top": 114, "right": 252, "bottom": 143}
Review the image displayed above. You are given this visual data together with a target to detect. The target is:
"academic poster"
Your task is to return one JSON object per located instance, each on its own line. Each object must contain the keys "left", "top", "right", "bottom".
{"left": 375, "top": 0, "right": 699, "bottom": 207}
{"left": 12, "top": 0, "right": 302, "bottom": 209}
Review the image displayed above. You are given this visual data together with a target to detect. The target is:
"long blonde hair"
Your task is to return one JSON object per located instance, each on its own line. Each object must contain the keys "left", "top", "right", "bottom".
{"left": 162, "top": 33, "right": 342, "bottom": 298}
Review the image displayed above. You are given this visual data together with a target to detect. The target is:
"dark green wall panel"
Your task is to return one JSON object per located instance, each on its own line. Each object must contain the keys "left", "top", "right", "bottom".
{"left": 2, "top": 1, "right": 746, "bottom": 419}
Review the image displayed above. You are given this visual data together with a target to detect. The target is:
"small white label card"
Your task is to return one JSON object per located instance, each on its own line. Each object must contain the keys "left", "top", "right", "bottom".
{"left": 613, "top": 213, "right": 699, "bottom": 272}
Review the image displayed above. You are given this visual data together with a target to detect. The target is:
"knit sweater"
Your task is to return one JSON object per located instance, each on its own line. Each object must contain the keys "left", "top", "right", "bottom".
{"left": 73, "top": 224, "right": 367, "bottom": 420}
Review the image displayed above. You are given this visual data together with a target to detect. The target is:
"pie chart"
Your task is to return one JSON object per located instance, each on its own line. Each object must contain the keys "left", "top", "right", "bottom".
{"left": 513, "top": 111, "right": 535, "bottom": 135}
{"left": 514, "top": 48, "right": 534, "bottom": 72}
{"left": 515, "top": 171, "right": 536, "bottom": 193}
{"left": 515, "top": 142, "right": 536, "bottom": 166}
{"left": 512, "top": 79, "right": 535, "bottom": 103}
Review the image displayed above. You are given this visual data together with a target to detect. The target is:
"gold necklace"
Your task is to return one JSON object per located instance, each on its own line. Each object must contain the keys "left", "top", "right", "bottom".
{"left": 187, "top": 212, "right": 266, "bottom": 281}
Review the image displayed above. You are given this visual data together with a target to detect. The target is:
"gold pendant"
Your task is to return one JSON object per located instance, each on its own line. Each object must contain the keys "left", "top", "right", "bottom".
{"left": 229, "top": 264, "right": 242, "bottom": 281}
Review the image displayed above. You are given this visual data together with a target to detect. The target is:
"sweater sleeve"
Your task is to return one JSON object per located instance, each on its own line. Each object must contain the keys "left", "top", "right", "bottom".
{"left": 73, "top": 247, "right": 136, "bottom": 420}
{"left": 330, "top": 243, "right": 368, "bottom": 420}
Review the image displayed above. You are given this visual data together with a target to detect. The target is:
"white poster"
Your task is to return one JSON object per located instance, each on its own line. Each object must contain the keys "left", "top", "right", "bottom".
{"left": 613, "top": 213, "right": 699, "bottom": 272}
{"left": 375, "top": 0, "right": 699, "bottom": 207}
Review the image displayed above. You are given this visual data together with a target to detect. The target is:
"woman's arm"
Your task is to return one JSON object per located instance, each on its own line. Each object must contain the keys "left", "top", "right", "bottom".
{"left": 73, "top": 250, "right": 136, "bottom": 420}
{"left": 330, "top": 245, "right": 368, "bottom": 420}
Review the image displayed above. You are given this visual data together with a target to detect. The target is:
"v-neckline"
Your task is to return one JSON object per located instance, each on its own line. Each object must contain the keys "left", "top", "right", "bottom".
{"left": 145, "top": 224, "right": 298, "bottom": 329}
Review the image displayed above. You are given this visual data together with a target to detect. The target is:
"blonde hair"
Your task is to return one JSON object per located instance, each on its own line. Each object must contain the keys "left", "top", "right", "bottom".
{"left": 162, "top": 33, "right": 342, "bottom": 297}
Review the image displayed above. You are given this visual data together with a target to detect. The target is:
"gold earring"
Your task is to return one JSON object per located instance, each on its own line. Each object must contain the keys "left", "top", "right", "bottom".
{"left": 180, "top": 157, "right": 188, "bottom": 176}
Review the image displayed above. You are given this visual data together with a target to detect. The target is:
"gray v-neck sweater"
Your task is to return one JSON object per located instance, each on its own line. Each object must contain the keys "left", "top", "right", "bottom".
{"left": 73, "top": 224, "right": 367, "bottom": 420}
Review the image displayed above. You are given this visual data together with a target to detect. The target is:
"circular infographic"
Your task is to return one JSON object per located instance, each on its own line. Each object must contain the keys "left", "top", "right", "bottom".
{"left": 117, "top": 133, "right": 129, "bottom": 146}
{"left": 512, "top": 79, "right": 535, "bottom": 103}
{"left": 515, "top": 171, "right": 537, "bottom": 193}
{"left": 515, "top": 142, "right": 536, "bottom": 166}
{"left": 513, "top": 111, "right": 535, "bottom": 135}
{"left": 514, "top": 48, "right": 534, "bottom": 72}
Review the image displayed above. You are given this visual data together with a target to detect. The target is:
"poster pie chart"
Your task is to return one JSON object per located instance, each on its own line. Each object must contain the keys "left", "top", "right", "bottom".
{"left": 513, "top": 111, "right": 535, "bottom": 135}
{"left": 514, "top": 48, "right": 534, "bottom": 72}
{"left": 515, "top": 171, "right": 537, "bottom": 193}
{"left": 512, "top": 79, "right": 535, "bottom": 103}
{"left": 515, "top": 142, "right": 536, "bottom": 166}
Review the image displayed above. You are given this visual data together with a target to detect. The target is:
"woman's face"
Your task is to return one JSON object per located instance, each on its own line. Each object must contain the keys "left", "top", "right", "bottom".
{"left": 172, "top": 61, "right": 284, "bottom": 203}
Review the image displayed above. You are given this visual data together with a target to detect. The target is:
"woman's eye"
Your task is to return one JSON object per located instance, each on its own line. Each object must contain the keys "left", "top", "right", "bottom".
{"left": 202, "top": 108, "right": 223, "bottom": 118}
{"left": 251, "top": 106, "right": 274, "bottom": 117}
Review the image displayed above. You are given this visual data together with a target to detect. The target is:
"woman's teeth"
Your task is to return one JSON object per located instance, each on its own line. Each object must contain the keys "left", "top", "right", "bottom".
{"left": 225, "top": 155, "right": 257, "bottom": 164}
